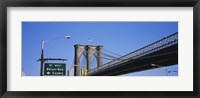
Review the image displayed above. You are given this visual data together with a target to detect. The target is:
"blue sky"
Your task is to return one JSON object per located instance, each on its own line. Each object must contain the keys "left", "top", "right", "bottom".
{"left": 22, "top": 22, "right": 178, "bottom": 76}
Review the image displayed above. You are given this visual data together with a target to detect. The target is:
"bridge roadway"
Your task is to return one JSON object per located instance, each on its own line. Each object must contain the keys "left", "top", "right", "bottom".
{"left": 88, "top": 32, "right": 178, "bottom": 76}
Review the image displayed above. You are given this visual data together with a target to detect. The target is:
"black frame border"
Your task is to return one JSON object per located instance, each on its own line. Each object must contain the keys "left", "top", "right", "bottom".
{"left": 0, "top": 0, "right": 200, "bottom": 98}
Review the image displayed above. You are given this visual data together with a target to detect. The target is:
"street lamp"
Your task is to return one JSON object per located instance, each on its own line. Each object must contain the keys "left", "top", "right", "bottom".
{"left": 40, "top": 36, "right": 71, "bottom": 76}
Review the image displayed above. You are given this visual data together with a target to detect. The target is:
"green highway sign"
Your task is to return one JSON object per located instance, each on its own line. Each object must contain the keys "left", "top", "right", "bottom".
{"left": 44, "top": 63, "right": 66, "bottom": 76}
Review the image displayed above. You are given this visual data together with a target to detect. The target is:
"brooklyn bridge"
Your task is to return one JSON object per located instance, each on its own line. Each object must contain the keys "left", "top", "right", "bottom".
{"left": 73, "top": 32, "right": 178, "bottom": 76}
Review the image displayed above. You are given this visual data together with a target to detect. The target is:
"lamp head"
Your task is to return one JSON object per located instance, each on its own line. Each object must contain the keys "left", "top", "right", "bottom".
{"left": 64, "top": 36, "right": 71, "bottom": 39}
{"left": 151, "top": 64, "right": 161, "bottom": 67}
{"left": 151, "top": 64, "right": 157, "bottom": 66}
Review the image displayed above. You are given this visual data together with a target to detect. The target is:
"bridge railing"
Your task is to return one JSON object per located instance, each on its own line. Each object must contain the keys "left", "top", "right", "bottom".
{"left": 88, "top": 32, "right": 178, "bottom": 75}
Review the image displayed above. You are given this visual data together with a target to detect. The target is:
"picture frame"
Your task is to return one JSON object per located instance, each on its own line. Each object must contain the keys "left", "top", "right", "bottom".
{"left": 0, "top": 0, "right": 199, "bottom": 98}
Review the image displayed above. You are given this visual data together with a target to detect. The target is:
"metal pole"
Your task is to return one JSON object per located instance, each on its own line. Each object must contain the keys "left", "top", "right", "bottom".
{"left": 40, "top": 40, "right": 44, "bottom": 76}
{"left": 165, "top": 67, "right": 168, "bottom": 76}
{"left": 39, "top": 36, "right": 71, "bottom": 76}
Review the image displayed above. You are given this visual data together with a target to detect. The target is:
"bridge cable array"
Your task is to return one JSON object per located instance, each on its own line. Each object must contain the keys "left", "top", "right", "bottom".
{"left": 102, "top": 48, "right": 122, "bottom": 57}
{"left": 78, "top": 47, "right": 124, "bottom": 67}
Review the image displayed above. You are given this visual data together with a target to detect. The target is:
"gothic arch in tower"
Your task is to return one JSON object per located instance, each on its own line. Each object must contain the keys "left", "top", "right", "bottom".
{"left": 74, "top": 44, "right": 103, "bottom": 76}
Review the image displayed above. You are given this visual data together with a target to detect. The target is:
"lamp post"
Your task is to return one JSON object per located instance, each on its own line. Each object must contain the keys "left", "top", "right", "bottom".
{"left": 40, "top": 40, "right": 44, "bottom": 76}
{"left": 40, "top": 36, "right": 71, "bottom": 76}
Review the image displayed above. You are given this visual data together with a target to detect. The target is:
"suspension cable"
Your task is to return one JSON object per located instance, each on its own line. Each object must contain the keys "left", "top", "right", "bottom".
{"left": 103, "top": 48, "right": 122, "bottom": 57}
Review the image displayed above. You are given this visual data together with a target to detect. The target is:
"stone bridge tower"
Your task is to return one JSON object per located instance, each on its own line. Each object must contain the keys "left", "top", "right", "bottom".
{"left": 74, "top": 44, "right": 103, "bottom": 76}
